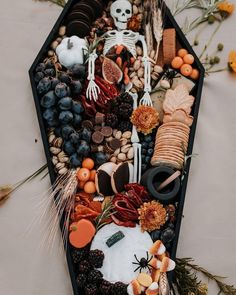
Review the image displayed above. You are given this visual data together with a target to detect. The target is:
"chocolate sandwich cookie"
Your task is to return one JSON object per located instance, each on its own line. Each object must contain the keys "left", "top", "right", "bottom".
{"left": 66, "top": 20, "right": 91, "bottom": 38}
{"left": 75, "top": 0, "right": 104, "bottom": 19}
{"left": 67, "top": 11, "right": 92, "bottom": 24}
{"left": 72, "top": 2, "right": 96, "bottom": 21}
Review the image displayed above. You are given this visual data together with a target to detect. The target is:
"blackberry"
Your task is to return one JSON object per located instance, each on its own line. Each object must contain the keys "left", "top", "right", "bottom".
{"left": 87, "top": 269, "right": 103, "bottom": 284}
{"left": 85, "top": 284, "right": 98, "bottom": 295}
{"left": 105, "top": 113, "right": 118, "bottom": 128}
{"left": 99, "top": 280, "right": 113, "bottom": 295}
{"left": 117, "top": 92, "right": 133, "bottom": 105}
{"left": 118, "top": 103, "right": 133, "bottom": 119}
{"left": 111, "top": 282, "right": 128, "bottom": 295}
{"left": 78, "top": 260, "right": 92, "bottom": 274}
{"left": 76, "top": 273, "right": 87, "bottom": 288}
{"left": 71, "top": 249, "right": 87, "bottom": 264}
{"left": 118, "top": 121, "right": 132, "bottom": 132}
{"left": 89, "top": 250, "right": 105, "bottom": 268}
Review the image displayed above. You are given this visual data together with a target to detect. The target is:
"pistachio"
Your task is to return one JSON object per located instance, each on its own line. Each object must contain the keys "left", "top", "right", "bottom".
{"left": 151, "top": 72, "right": 159, "bottom": 81}
{"left": 136, "top": 46, "right": 143, "bottom": 56}
{"left": 58, "top": 26, "right": 66, "bottom": 36}
{"left": 140, "top": 77, "right": 145, "bottom": 85}
{"left": 137, "top": 67, "right": 144, "bottom": 78}
{"left": 133, "top": 59, "right": 141, "bottom": 71}
{"left": 52, "top": 156, "right": 58, "bottom": 165}
{"left": 49, "top": 134, "right": 56, "bottom": 144}
{"left": 121, "top": 138, "right": 128, "bottom": 146}
{"left": 48, "top": 50, "right": 54, "bottom": 57}
{"left": 51, "top": 40, "right": 59, "bottom": 50}
{"left": 150, "top": 50, "right": 156, "bottom": 60}
{"left": 56, "top": 162, "right": 65, "bottom": 170}
{"left": 117, "top": 153, "right": 126, "bottom": 161}
{"left": 131, "top": 87, "right": 137, "bottom": 93}
{"left": 50, "top": 147, "right": 61, "bottom": 155}
{"left": 127, "top": 147, "right": 134, "bottom": 159}
{"left": 133, "top": 4, "right": 138, "bottom": 14}
{"left": 134, "top": 0, "right": 141, "bottom": 5}
{"left": 123, "top": 131, "right": 132, "bottom": 139}
{"left": 52, "top": 137, "right": 63, "bottom": 148}
{"left": 129, "top": 71, "right": 137, "bottom": 79}
{"left": 115, "top": 131, "right": 122, "bottom": 140}
{"left": 154, "top": 65, "right": 164, "bottom": 73}
{"left": 56, "top": 37, "right": 62, "bottom": 43}
{"left": 137, "top": 13, "right": 143, "bottom": 21}
{"left": 114, "top": 148, "right": 120, "bottom": 156}
{"left": 58, "top": 167, "right": 68, "bottom": 175}
{"left": 105, "top": 136, "right": 113, "bottom": 142}
{"left": 133, "top": 79, "right": 143, "bottom": 89}
{"left": 113, "top": 129, "right": 118, "bottom": 137}
{"left": 131, "top": 76, "right": 139, "bottom": 84}
{"left": 110, "top": 156, "right": 117, "bottom": 163}
{"left": 121, "top": 144, "right": 132, "bottom": 153}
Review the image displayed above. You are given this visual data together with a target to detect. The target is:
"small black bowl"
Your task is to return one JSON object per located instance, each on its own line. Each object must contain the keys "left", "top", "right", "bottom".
{"left": 141, "top": 166, "right": 180, "bottom": 203}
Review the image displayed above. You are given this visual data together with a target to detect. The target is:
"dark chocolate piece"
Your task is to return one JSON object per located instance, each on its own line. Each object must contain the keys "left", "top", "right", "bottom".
{"left": 109, "top": 138, "right": 121, "bottom": 151}
{"left": 92, "top": 131, "right": 104, "bottom": 144}
{"left": 82, "top": 120, "right": 94, "bottom": 130}
{"left": 95, "top": 112, "right": 105, "bottom": 124}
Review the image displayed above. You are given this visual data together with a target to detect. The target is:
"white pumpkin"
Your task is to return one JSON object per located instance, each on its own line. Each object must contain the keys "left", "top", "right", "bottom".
{"left": 56, "top": 35, "right": 88, "bottom": 68}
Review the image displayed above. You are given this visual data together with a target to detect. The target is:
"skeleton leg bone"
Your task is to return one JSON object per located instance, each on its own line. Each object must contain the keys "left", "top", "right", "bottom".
{"left": 86, "top": 50, "right": 100, "bottom": 101}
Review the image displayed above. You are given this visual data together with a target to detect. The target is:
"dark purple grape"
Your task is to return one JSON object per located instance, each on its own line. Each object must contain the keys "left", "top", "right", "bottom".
{"left": 70, "top": 153, "right": 82, "bottom": 168}
{"left": 34, "top": 72, "right": 44, "bottom": 83}
{"left": 161, "top": 228, "right": 175, "bottom": 244}
{"left": 54, "top": 127, "right": 62, "bottom": 137}
{"left": 59, "top": 72, "right": 71, "bottom": 84}
{"left": 59, "top": 111, "right": 73, "bottom": 124}
{"left": 73, "top": 114, "right": 82, "bottom": 128}
{"left": 41, "top": 91, "right": 57, "bottom": 108}
{"left": 144, "top": 135, "right": 152, "bottom": 143}
{"left": 72, "top": 101, "right": 84, "bottom": 114}
{"left": 141, "top": 149, "right": 147, "bottom": 155}
{"left": 45, "top": 60, "right": 54, "bottom": 69}
{"left": 141, "top": 142, "right": 148, "bottom": 149}
{"left": 63, "top": 141, "right": 76, "bottom": 155}
{"left": 77, "top": 140, "right": 90, "bottom": 157}
{"left": 95, "top": 152, "right": 107, "bottom": 166}
{"left": 70, "top": 64, "right": 86, "bottom": 79}
{"left": 145, "top": 156, "right": 151, "bottom": 164}
{"left": 37, "top": 77, "right": 51, "bottom": 95}
{"left": 44, "top": 68, "right": 55, "bottom": 77}
{"left": 36, "top": 63, "right": 46, "bottom": 72}
{"left": 47, "top": 119, "right": 59, "bottom": 127}
{"left": 147, "top": 148, "right": 154, "bottom": 156}
{"left": 71, "top": 80, "right": 82, "bottom": 95}
{"left": 70, "top": 132, "right": 81, "bottom": 145}
{"left": 55, "top": 82, "right": 70, "bottom": 98}
{"left": 58, "top": 97, "right": 72, "bottom": 110}
{"left": 61, "top": 125, "right": 75, "bottom": 140}
{"left": 150, "top": 230, "right": 161, "bottom": 242}
{"left": 51, "top": 78, "right": 60, "bottom": 89}
{"left": 81, "top": 128, "right": 91, "bottom": 143}
{"left": 43, "top": 108, "right": 57, "bottom": 121}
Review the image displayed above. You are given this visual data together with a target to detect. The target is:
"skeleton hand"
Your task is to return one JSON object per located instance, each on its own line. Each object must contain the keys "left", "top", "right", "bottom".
{"left": 86, "top": 51, "right": 100, "bottom": 101}
{"left": 139, "top": 91, "right": 153, "bottom": 107}
{"left": 139, "top": 56, "right": 153, "bottom": 106}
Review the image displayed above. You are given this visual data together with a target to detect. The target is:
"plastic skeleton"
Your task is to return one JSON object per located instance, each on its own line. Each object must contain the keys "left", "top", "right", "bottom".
{"left": 86, "top": 0, "right": 152, "bottom": 107}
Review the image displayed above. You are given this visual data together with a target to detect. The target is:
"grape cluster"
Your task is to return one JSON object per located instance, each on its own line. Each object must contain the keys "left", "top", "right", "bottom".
{"left": 34, "top": 61, "right": 92, "bottom": 168}
{"left": 139, "top": 132, "right": 156, "bottom": 172}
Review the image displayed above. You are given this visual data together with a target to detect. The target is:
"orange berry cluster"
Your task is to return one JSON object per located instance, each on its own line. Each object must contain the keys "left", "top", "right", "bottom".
{"left": 76, "top": 158, "right": 97, "bottom": 194}
{"left": 171, "top": 49, "right": 199, "bottom": 80}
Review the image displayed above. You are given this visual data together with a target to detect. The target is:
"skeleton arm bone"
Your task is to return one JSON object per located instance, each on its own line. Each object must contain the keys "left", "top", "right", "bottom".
{"left": 138, "top": 35, "right": 153, "bottom": 106}
{"left": 86, "top": 50, "right": 100, "bottom": 101}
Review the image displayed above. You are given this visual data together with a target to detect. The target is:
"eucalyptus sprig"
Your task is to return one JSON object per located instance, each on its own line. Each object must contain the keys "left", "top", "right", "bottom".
{"left": 175, "top": 258, "right": 236, "bottom": 295}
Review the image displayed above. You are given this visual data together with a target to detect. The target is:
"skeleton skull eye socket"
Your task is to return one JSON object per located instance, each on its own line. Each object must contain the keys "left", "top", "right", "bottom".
{"left": 125, "top": 9, "right": 131, "bottom": 14}
{"left": 116, "top": 8, "right": 122, "bottom": 13}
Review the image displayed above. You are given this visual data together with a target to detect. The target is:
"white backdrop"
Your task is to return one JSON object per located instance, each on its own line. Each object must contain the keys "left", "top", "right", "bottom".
{"left": 0, "top": 0, "right": 236, "bottom": 294}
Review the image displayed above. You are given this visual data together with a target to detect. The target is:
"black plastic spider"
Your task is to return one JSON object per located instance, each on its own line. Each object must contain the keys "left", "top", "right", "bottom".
{"left": 162, "top": 65, "right": 180, "bottom": 87}
{"left": 132, "top": 252, "right": 154, "bottom": 273}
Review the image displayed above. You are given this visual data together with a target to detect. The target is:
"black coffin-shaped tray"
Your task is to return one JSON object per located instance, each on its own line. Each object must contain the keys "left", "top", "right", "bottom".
{"left": 29, "top": 0, "right": 204, "bottom": 294}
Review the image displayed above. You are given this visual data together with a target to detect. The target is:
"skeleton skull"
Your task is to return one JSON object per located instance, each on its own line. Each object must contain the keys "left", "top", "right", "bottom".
{"left": 110, "top": 0, "right": 132, "bottom": 31}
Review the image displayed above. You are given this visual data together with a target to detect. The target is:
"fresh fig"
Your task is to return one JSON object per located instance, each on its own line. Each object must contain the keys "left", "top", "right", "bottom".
{"left": 102, "top": 57, "right": 123, "bottom": 84}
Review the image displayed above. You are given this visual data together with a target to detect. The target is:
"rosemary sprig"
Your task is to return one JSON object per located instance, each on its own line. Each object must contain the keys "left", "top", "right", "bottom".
{"left": 0, "top": 164, "right": 47, "bottom": 205}
{"left": 175, "top": 258, "right": 236, "bottom": 295}
{"left": 95, "top": 197, "right": 115, "bottom": 231}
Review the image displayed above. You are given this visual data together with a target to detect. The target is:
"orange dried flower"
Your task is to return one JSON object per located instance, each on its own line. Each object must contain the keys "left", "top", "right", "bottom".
{"left": 127, "top": 15, "right": 142, "bottom": 31}
{"left": 131, "top": 105, "right": 159, "bottom": 135}
{"left": 217, "top": 1, "right": 234, "bottom": 16}
{"left": 228, "top": 50, "right": 236, "bottom": 72}
{"left": 138, "top": 201, "right": 167, "bottom": 232}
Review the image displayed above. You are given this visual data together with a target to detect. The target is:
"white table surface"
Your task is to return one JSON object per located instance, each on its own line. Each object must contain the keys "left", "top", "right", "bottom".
{"left": 0, "top": 0, "right": 236, "bottom": 294}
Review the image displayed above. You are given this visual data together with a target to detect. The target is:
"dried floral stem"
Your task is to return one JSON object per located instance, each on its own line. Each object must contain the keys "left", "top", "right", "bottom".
{"left": 95, "top": 198, "right": 115, "bottom": 231}
{"left": 35, "top": 0, "right": 66, "bottom": 8}
{"left": 199, "top": 20, "right": 223, "bottom": 59}
{"left": 176, "top": 258, "right": 236, "bottom": 295}
{"left": 0, "top": 164, "right": 47, "bottom": 205}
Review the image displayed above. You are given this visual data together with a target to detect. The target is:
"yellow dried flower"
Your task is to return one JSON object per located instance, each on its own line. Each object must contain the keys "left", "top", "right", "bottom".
{"left": 217, "top": 1, "right": 234, "bottom": 16}
{"left": 131, "top": 105, "right": 159, "bottom": 135}
{"left": 228, "top": 50, "right": 236, "bottom": 72}
{"left": 138, "top": 201, "right": 166, "bottom": 232}
{"left": 198, "top": 283, "right": 208, "bottom": 295}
